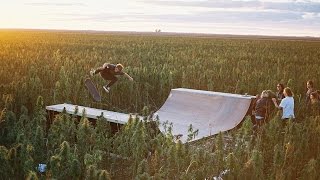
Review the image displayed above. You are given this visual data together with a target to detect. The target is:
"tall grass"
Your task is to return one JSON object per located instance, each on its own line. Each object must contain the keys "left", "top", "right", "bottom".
{"left": 1, "top": 30, "right": 320, "bottom": 179}
{"left": 1, "top": 30, "right": 319, "bottom": 114}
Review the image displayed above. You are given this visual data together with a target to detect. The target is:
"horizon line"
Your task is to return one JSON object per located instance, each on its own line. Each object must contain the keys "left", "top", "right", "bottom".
{"left": 1, "top": 27, "right": 320, "bottom": 40}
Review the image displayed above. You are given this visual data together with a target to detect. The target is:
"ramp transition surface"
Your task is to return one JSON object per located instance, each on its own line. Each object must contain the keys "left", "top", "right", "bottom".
{"left": 155, "top": 88, "right": 255, "bottom": 142}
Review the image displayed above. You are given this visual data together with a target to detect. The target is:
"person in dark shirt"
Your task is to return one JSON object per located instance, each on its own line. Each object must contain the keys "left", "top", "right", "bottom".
{"left": 90, "top": 63, "right": 133, "bottom": 93}
{"left": 254, "top": 90, "right": 272, "bottom": 126}
{"left": 309, "top": 92, "right": 320, "bottom": 116}
{"left": 317, "top": 90, "right": 320, "bottom": 101}
{"left": 276, "top": 83, "right": 285, "bottom": 101}
{"left": 306, "top": 80, "right": 316, "bottom": 105}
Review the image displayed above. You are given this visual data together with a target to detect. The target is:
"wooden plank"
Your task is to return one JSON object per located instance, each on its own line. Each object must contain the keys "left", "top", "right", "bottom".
{"left": 46, "top": 103, "right": 130, "bottom": 124}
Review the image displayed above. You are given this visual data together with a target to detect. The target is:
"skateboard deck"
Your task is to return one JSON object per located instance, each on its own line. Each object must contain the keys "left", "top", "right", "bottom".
{"left": 85, "top": 78, "right": 101, "bottom": 102}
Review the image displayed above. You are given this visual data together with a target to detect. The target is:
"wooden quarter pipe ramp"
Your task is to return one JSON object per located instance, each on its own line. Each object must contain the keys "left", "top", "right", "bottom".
{"left": 155, "top": 88, "right": 255, "bottom": 142}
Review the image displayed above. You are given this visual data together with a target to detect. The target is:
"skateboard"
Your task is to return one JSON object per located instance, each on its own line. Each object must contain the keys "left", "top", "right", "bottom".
{"left": 85, "top": 78, "right": 102, "bottom": 102}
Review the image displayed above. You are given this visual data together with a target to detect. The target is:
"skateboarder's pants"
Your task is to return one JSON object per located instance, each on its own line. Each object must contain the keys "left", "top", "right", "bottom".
{"left": 102, "top": 75, "right": 118, "bottom": 87}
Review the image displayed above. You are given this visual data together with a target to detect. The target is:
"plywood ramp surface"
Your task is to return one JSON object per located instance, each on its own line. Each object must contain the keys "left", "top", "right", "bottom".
{"left": 155, "top": 88, "right": 255, "bottom": 142}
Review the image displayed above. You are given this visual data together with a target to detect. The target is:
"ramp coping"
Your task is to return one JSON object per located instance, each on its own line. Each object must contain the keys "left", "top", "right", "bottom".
{"left": 173, "top": 88, "right": 255, "bottom": 99}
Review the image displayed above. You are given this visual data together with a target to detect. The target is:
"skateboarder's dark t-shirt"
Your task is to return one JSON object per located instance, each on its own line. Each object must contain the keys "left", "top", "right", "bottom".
{"left": 95, "top": 64, "right": 124, "bottom": 78}
{"left": 255, "top": 97, "right": 271, "bottom": 118}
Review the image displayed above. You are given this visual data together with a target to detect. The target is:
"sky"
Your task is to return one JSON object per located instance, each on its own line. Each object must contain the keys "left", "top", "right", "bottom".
{"left": 1, "top": 0, "right": 320, "bottom": 37}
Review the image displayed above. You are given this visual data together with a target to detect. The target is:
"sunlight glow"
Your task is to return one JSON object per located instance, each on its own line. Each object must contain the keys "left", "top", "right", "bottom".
{"left": 0, "top": 0, "right": 319, "bottom": 37}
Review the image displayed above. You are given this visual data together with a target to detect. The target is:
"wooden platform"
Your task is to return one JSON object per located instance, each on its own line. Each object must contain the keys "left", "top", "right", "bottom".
{"left": 46, "top": 103, "right": 131, "bottom": 124}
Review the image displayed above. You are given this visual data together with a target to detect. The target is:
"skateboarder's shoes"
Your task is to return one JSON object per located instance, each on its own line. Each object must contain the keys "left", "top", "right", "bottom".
{"left": 103, "top": 86, "right": 110, "bottom": 93}
{"left": 90, "top": 69, "right": 95, "bottom": 76}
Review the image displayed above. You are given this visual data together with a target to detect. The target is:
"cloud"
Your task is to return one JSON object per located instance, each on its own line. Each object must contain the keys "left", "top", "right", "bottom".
{"left": 50, "top": 1, "right": 319, "bottom": 25}
{"left": 142, "top": 0, "right": 320, "bottom": 13}
{"left": 302, "top": 12, "right": 320, "bottom": 19}
{"left": 128, "top": 11, "right": 298, "bottom": 24}
{"left": 134, "top": 0, "right": 320, "bottom": 26}
{"left": 50, "top": 12, "right": 143, "bottom": 23}
{"left": 25, "top": 2, "right": 86, "bottom": 7}
{"left": 51, "top": 10, "right": 303, "bottom": 26}
{"left": 24, "top": 0, "right": 319, "bottom": 36}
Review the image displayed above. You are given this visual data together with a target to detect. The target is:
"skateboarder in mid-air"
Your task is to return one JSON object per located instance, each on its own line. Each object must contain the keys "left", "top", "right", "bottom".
{"left": 90, "top": 63, "right": 133, "bottom": 93}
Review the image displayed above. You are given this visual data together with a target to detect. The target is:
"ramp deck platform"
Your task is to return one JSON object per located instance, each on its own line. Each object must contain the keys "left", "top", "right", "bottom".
{"left": 46, "top": 103, "right": 130, "bottom": 124}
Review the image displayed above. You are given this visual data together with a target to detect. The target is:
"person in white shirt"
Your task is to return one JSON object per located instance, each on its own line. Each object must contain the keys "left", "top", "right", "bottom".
{"left": 272, "top": 87, "right": 295, "bottom": 120}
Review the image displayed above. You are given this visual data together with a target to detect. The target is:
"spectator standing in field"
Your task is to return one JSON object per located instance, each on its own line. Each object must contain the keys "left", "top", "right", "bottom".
{"left": 272, "top": 87, "right": 295, "bottom": 120}
{"left": 254, "top": 90, "right": 272, "bottom": 126}
{"left": 309, "top": 92, "right": 320, "bottom": 116}
{"left": 316, "top": 90, "right": 320, "bottom": 100}
{"left": 276, "top": 83, "right": 285, "bottom": 101}
{"left": 306, "top": 80, "right": 316, "bottom": 105}
{"left": 266, "top": 90, "right": 276, "bottom": 112}
{"left": 90, "top": 63, "right": 133, "bottom": 93}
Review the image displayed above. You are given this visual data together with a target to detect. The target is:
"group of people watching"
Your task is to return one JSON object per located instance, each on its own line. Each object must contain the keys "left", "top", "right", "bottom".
{"left": 253, "top": 80, "right": 320, "bottom": 126}
{"left": 305, "top": 80, "right": 320, "bottom": 111}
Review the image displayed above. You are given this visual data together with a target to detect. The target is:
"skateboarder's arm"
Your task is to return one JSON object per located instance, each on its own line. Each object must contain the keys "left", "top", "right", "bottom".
{"left": 123, "top": 73, "right": 134, "bottom": 81}
{"left": 93, "top": 64, "right": 110, "bottom": 74}
{"left": 92, "top": 67, "right": 102, "bottom": 74}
